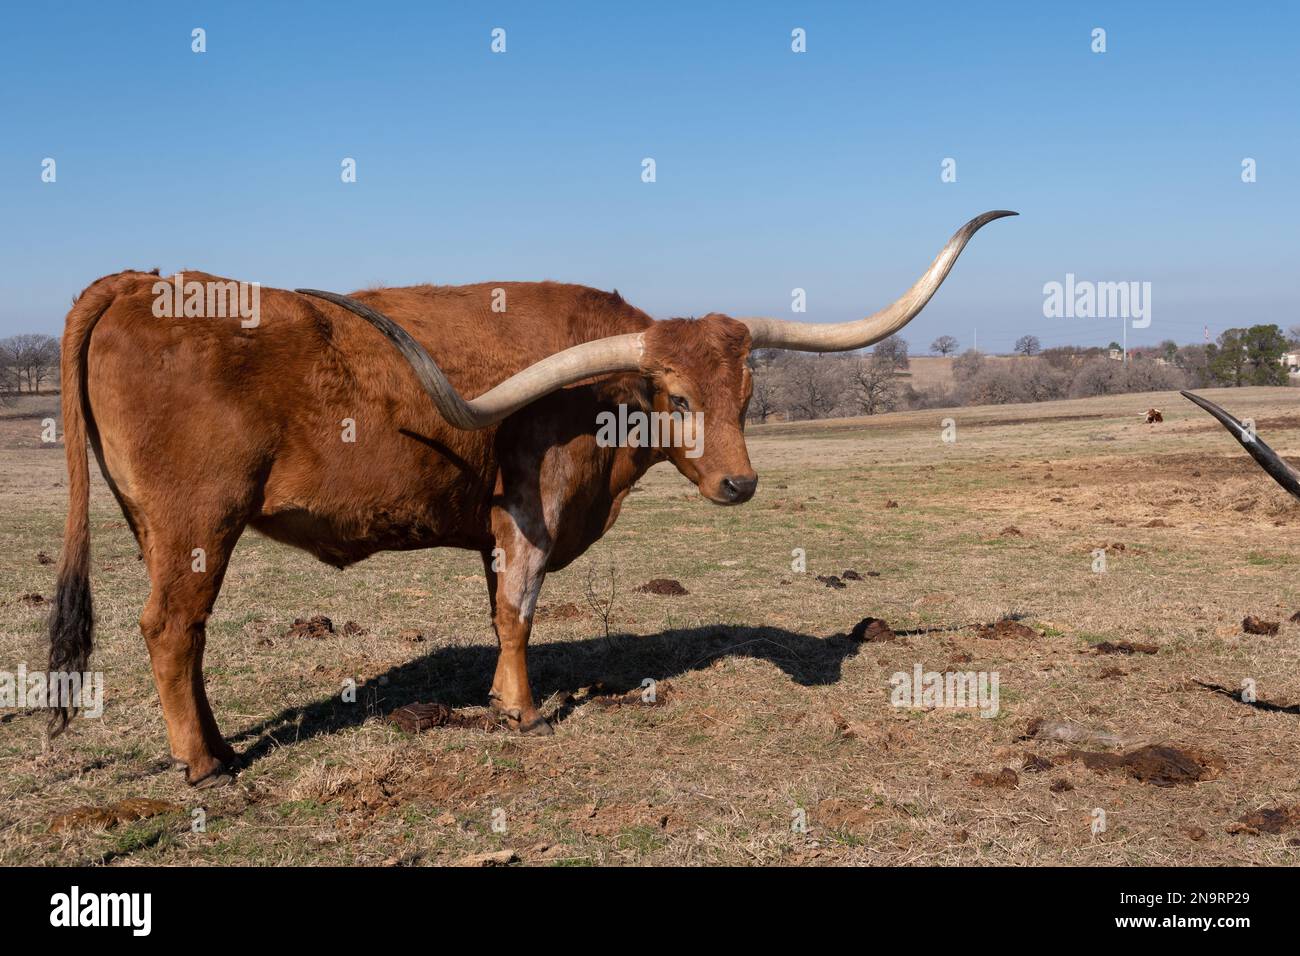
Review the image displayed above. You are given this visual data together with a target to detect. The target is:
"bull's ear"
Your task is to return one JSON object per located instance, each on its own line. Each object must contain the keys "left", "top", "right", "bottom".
{"left": 593, "top": 366, "right": 653, "bottom": 411}
{"left": 1181, "top": 390, "right": 1300, "bottom": 499}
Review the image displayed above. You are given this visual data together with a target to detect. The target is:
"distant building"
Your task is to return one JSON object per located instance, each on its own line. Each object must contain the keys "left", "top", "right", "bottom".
{"left": 1282, "top": 352, "right": 1300, "bottom": 377}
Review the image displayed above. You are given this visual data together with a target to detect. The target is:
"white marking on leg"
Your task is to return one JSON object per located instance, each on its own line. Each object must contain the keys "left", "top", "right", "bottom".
{"left": 502, "top": 504, "right": 549, "bottom": 625}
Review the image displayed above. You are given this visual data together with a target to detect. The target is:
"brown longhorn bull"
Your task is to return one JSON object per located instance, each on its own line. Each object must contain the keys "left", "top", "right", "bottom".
{"left": 49, "top": 211, "right": 1014, "bottom": 785}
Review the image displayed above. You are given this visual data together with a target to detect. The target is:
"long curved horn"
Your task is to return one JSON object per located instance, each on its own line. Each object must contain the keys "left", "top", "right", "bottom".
{"left": 740, "top": 210, "right": 1017, "bottom": 351}
{"left": 1181, "top": 390, "right": 1300, "bottom": 498}
{"left": 296, "top": 289, "right": 645, "bottom": 430}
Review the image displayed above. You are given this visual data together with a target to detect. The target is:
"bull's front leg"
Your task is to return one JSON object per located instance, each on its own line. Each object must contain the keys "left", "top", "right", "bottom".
{"left": 482, "top": 506, "right": 554, "bottom": 735}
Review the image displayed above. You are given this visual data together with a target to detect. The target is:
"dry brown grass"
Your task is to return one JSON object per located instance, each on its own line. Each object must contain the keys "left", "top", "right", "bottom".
{"left": 899, "top": 354, "right": 1019, "bottom": 393}
{"left": 3, "top": 387, "right": 1300, "bottom": 866}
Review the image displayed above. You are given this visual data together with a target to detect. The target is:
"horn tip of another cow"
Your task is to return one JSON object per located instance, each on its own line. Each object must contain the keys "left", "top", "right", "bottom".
{"left": 1179, "top": 389, "right": 1220, "bottom": 413}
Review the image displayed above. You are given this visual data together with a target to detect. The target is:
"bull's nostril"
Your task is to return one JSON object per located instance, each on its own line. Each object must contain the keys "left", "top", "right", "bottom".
{"left": 721, "top": 475, "right": 758, "bottom": 503}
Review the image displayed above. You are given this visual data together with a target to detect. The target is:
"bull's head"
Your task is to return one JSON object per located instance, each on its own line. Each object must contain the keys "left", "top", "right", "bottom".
{"left": 1181, "top": 391, "right": 1300, "bottom": 498}
{"left": 298, "top": 210, "right": 1016, "bottom": 505}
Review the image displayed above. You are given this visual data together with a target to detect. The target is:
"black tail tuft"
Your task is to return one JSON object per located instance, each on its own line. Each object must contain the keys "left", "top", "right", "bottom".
{"left": 47, "top": 568, "right": 94, "bottom": 737}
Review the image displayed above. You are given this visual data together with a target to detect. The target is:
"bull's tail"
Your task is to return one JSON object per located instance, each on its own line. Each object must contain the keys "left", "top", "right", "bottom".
{"left": 47, "top": 276, "right": 123, "bottom": 737}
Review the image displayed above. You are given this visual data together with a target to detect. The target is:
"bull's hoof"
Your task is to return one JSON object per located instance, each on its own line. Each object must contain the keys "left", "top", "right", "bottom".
{"left": 193, "top": 770, "right": 235, "bottom": 789}
{"left": 181, "top": 755, "right": 238, "bottom": 788}
{"left": 519, "top": 714, "right": 554, "bottom": 736}
{"left": 489, "top": 699, "right": 554, "bottom": 736}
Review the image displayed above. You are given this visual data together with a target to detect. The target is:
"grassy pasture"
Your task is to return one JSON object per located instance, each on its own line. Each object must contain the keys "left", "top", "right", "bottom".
{"left": 2, "top": 387, "right": 1299, "bottom": 866}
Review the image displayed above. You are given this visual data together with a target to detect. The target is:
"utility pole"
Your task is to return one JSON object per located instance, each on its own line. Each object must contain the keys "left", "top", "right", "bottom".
{"left": 973, "top": 327, "right": 978, "bottom": 354}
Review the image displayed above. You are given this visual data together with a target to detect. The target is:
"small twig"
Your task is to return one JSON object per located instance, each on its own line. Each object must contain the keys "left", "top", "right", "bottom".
{"left": 584, "top": 561, "right": 618, "bottom": 646}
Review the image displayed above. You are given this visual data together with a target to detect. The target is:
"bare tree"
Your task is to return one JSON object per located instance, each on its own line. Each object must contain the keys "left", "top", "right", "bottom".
{"left": 1013, "top": 334, "right": 1041, "bottom": 357}
{"left": 931, "top": 335, "right": 959, "bottom": 357}
{"left": 747, "top": 369, "right": 779, "bottom": 423}
{"left": 1175, "top": 344, "right": 1213, "bottom": 389}
{"left": 0, "top": 334, "right": 59, "bottom": 394}
{"left": 847, "top": 356, "right": 898, "bottom": 415}
{"left": 872, "top": 334, "right": 909, "bottom": 369}
{"left": 0, "top": 348, "right": 15, "bottom": 405}
{"left": 1019, "top": 361, "right": 1069, "bottom": 401}
{"left": 747, "top": 347, "right": 786, "bottom": 370}
{"left": 952, "top": 348, "right": 985, "bottom": 382}
{"left": 1068, "top": 357, "right": 1123, "bottom": 397}
{"left": 781, "top": 355, "right": 841, "bottom": 420}
{"left": 962, "top": 367, "right": 1025, "bottom": 406}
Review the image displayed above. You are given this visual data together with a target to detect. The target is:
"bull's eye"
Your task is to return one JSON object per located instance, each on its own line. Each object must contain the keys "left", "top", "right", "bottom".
{"left": 670, "top": 394, "right": 690, "bottom": 412}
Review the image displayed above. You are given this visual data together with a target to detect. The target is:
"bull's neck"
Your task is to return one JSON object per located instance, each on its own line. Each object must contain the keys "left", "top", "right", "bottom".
{"left": 609, "top": 442, "right": 666, "bottom": 500}
{"left": 594, "top": 376, "right": 668, "bottom": 500}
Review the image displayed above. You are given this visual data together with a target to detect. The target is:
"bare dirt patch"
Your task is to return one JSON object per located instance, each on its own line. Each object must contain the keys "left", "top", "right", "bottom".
{"left": 1229, "top": 806, "right": 1300, "bottom": 835}
{"left": 1061, "top": 745, "right": 1225, "bottom": 787}
{"left": 573, "top": 801, "right": 678, "bottom": 837}
{"left": 388, "top": 703, "right": 499, "bottom": 733}
{"left": 814, "top": 797, "right": 893, "bottom": 832}
{"left": 535, "top": 602, "right": 587, "bottom": 621}
{"left": 1242, "top": 615, "right": 1280, "bottom": 636}
{"left": 285, "top": 615, "right": 335, "bottom": 639}
{"left": 972, "top": 619, "right": 1037, "bottom": 640}
{"left": 634, "top": 579, "right": 688, "bottom": 596}
{"left": 971, "top": 768, "right": 1019, "bottom": 790}
{"left": 1093, "top": 641, "right": 1159, "bottom": 656}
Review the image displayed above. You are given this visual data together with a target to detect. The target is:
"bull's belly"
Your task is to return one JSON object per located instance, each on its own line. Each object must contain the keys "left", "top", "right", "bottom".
{"left": 249, "top": 505, "right": 489, "bottom": 568}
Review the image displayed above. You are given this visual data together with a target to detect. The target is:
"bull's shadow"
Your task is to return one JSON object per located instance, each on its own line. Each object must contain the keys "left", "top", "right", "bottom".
{"left": 229, "top": 624, "right": 862, "bottom": 767}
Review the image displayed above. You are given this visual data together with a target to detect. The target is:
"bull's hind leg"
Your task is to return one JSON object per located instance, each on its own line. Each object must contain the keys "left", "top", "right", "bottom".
{"left": 482, "top": 507, "right": 553, "bottom": 735}
{"left": 139, "top": 519, "right": 245, "bottom": 786}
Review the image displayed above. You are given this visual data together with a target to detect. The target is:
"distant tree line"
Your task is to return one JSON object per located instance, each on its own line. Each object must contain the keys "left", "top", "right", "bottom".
{"left": 0, "top": 334, "right": 60, "bottom": 402}
{"left": 1, "top": 321, "right": 1295, "bottom": 418}
{"left": 746, "top": 323, "right": 1299, "bottom": 423}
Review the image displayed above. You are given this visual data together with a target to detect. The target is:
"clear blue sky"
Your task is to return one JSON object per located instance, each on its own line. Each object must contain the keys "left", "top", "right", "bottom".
{"left": 1, "top": 1, "right": 1295, "bottom": 352}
